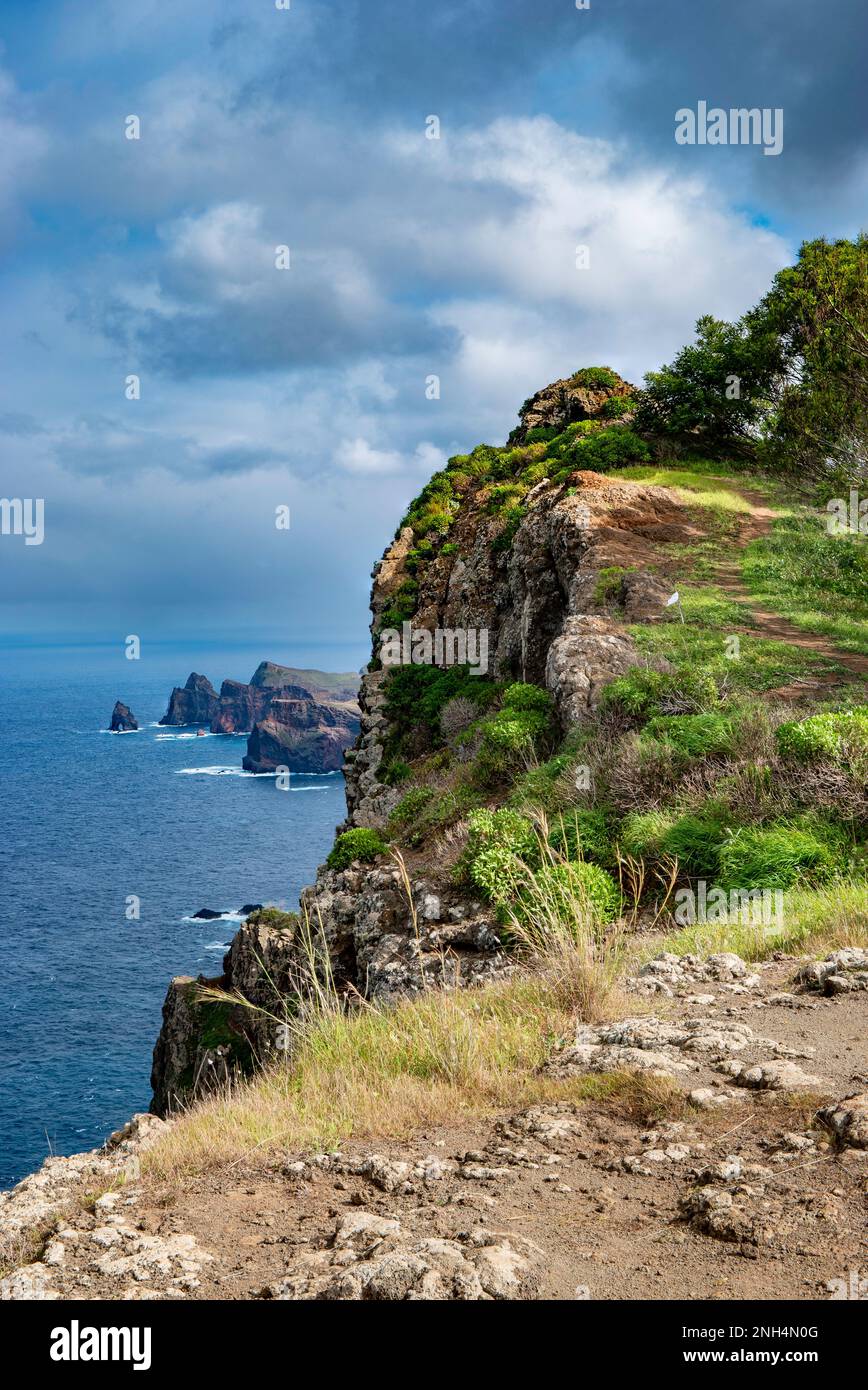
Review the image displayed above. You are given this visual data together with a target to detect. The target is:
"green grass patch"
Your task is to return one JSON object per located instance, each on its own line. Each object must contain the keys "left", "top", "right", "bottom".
{"left": 743, "top": 513, "right": 868, "bottom": 655}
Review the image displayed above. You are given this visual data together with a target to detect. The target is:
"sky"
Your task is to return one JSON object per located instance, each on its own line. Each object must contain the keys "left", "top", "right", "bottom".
{"left": 0, "top": 0, "right": 865, "bottom": 669}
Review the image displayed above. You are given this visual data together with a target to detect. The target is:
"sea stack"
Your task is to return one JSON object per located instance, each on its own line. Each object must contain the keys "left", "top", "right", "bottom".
{"left": 159, "top": 672, "right": 220, "bottom": 726}
{"left": 109, "top": 701, "right": 138, "bottom": 731}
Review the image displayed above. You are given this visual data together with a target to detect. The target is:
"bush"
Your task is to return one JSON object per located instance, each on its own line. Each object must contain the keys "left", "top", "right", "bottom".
{"left": 383, "top": 665, "right": 499, "bottom": 752}
{"left": 515, "top": 862, "right": 621, "bottom": 927}
{"left": 549, "top": 810, "right": 615, "bottom": 866}
{"left": 619, "top": 808, "right": 729, "bottom": 877}
{"left": 602, "top": 667, "right": 720, "bottom": 721}
{"left": 571, "top": 367, "right": 619, "bottom": 388}
{"left": 379, "top": 578, "right": 419, "bottom": 629}
{"left": 776, "top": 707, "right": 868, "bottom": 763}
{"left": 439, "top": 696, "right": 481, "bottom": 741}
{"left": 387, "top": 787, "right": 436, "bottom": 834}
{"left": 508, "top": 752, "right": 575, "bottom": 813}
{"left": 491, "top": 504, "right": 528, "bottom": 552}
{"left": 600, "top": 395, "right": 632, "bottom": 420}
{"left": 247, "top": 907, "right": 298, "bottom": 932}
{"left": 619, "top": 810, "right": 673, "bottom": 861}
{"left": 468, "top": 684, "right": 555, "bottom": 785}
{"left": 327, "top": 827, "right": 389, "bottom": 871}
{"left": 716, "top": 823, "right": 846, "bottom": 891}
{"left": 465, "top": 808, "right": 538, "bottom": 905}
{"left": 572, "top": 427, "right": 650, "bottom": 472}
{"left": 380, "top": 759, "right": 412, "bottom": 786}
{"left": 502, "top": 682, "right": 553, "bottom": 713}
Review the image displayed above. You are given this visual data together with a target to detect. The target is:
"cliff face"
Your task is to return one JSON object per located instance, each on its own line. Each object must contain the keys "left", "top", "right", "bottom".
{"left": 160, "top": 672, "right": 220, "bottom": 726}
{"left": 150, "top": 370, "right": 695, "bottom": 1114}
{"left": 158, "top": 662, "right": 361, "bottom": 772}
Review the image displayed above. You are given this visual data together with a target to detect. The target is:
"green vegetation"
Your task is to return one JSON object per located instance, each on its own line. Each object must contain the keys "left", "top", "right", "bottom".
{"left": 327, "top": 827, "right": 389, "bottom": 871}
{"left": 635, "top": 234, "right": 868, "bottom": 485}
{"left": 571, "top": 367, "right": 619, "bottom": 388}
{"left": 776, "top": 706, "right": 868, "bottom": 762}
{"left": 743, "top": 514, "right": 868, "bottom": 655}
{"left": 514, "top": 861, "right": 621, "bottom": 928}
{"left": 383, "top": 664, "right": 500, "bottom": 754}
{"left": 641, "top": 711, "right": 740, "bottom": 760}
{"left": 716, "top": 821, "right": 846, "bottom": 891}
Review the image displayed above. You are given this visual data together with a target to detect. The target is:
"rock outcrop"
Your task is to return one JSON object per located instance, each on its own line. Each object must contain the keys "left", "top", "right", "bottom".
{"left": 109, "top": 700, "right": 138, "bottom": 731}
{"left": 160, "top": 663, "right": 360, "bottom": 734}
{"left": 508, "top": 367, "right": 635, "bottom": 444}
{"left": 159, "top": 672, "right": 220, "bottom": 726}
{"left": 243, "top": 700, "right": 360, "bottom": 774}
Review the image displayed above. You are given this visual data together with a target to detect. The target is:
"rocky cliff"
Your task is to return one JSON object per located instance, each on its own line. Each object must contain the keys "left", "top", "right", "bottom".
{"left": 158, "top": 661, "right": 361, "bottom": 772}
{"left": 149, "top": 368, "right": 698, "bottom": 1114}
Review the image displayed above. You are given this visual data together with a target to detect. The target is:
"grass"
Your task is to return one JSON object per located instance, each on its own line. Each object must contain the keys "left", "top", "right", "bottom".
{"left": 657, "top": 881, "right": 868, "bottom": 961}
{"left": 743, "top": 513, "right": 868, "bottom": 656}
{"left": 631, "top": 624, "right": 841, "bottom": 691}
{"left": 141, "top": 865, "right": 627, "bottom": 1185}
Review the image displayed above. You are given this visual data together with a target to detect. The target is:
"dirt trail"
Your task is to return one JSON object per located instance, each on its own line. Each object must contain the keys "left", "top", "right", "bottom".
{"left": 709, "top": 482, "right": 868, "bottom": 683}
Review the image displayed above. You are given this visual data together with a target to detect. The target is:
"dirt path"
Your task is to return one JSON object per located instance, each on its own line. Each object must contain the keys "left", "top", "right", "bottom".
{"left": 709, "top": 482, "right": 868, "bottom": 683}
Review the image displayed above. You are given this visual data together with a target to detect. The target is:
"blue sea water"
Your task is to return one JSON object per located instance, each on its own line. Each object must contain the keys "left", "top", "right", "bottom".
{"left": 0, "top": 645, "right": 351, "bottom": 1188}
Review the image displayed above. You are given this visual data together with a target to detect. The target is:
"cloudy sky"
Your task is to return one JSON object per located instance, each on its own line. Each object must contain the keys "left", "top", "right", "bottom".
{"left": 0, "top": 0, "right": 865, "bottom": 666}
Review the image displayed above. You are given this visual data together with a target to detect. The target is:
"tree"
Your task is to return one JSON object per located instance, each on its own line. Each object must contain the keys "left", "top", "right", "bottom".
{"left": 748, "top": 235, "right": 868, "bottom": 485}
{"left": 635, "top": 314, "right": 782, "bottom": 457}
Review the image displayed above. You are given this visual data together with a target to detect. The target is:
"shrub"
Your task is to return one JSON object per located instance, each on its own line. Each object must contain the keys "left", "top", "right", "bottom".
{"left": 602, "top": 667, "right": 719, "bottom": 721}
{"left": 379, "top": 578, "right": 419, "bottom": 629}
{"left": 600, "top": 395, "right": 632, "bottom": 420}
{"left": 571, "top": 427, "right": 650, "bottom": 472}
{"left": 502, "top": 682, "right": 553, "bottom": 714}
{"left": 380, "top": 759, "right": 412, "bottom": 786}
{"left": 383, "top": 665, "right": 499, "bottom": 752}
{"left": 248, "top": 907, "right": 298, "bottom": 932}
{"left": 440, "top": 696, "right": 481, "bottom": 741}
{"left": 549, "top": 810, "right": 615, "bottom": 866}
{"left": 571, "top": 367, "right": 618, "bottom": 388}
{"left": 465, "top": 808, "right": 538, "bottom": 905}
{"left": 508, "top": 752, "right": 575, "bottom": 813}
{"left": 387, "top": 787, "right": 436, "bottom": 835}
{"left": 327, "top": 827, "right": 389, "bottom": 871}
{"left": 776, "top": 707, "right": 868, "bottom": 763}
{"left": 514, "top": 862, "right": 621, "bottom": 927}
{"left": 619, "top": 810, "right": 674, "bottom": 861}
{"left": 716, "top": 823, "right": 846, "bottom": 891}
{"left": 492, "top": 504, "right": 528, "bottom": 552}
{"left": 469, "top": 685, "right": 555, "bottom": 785}
{"left": 619, "top": 809, "right": 729, "bottom": 877}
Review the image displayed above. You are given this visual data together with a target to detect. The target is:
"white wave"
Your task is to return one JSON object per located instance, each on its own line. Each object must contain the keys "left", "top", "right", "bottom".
{"left": 180, "top": 910, "right": 246, "bottom": 924}
{"left": 175, "top": 765, "right": 262, "bottom": 776}
{"left": 204, "top": 940, "right": 232, "bottom": 951}
{"left": 155, "top": 731, "right": 216, "bottom": 741}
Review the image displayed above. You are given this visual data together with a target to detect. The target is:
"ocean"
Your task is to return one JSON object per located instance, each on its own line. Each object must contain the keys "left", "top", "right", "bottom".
{"left": 0, "top": 644, "right": 351, "bottom": 1188}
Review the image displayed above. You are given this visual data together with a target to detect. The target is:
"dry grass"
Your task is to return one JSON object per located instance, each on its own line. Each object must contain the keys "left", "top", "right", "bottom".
{"left": 139, "top": 851, "right": 865, "bottom": 1187}
{"left": 141, "top": 860, "right": 629, "bottom": 1187}
{"left": 656, "top": 880, "right": 868, "bottom": 962}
